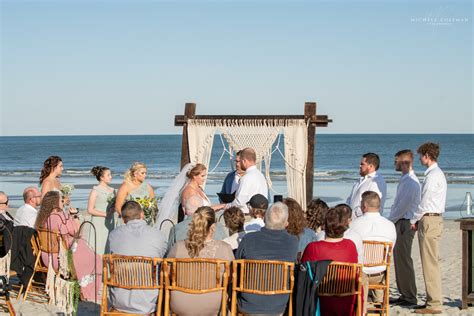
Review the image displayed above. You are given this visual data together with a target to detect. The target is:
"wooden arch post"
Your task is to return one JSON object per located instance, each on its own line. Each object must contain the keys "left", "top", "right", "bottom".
{"left": 175, "top": 102, "right": 332, "bottom": 206}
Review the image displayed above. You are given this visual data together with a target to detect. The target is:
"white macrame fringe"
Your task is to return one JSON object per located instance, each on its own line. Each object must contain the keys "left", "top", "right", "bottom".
{"left": 0, "top": 251, "right": 11, "bottom": 281}
{"left": 186, "top": 118, "right": 308, "bottom": 209}
{"left": 46, "top": 243, "right": 77, "bottom": 315}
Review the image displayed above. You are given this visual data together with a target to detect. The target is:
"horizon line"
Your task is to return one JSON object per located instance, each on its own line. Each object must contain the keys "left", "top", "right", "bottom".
{"left": 1, "top": 132, "right": 473, "bottom": 137}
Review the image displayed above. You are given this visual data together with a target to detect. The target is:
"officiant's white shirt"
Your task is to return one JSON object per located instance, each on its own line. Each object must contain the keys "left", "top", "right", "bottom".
{"left": 230, "top": 165, "right": 268, "bottom": 214}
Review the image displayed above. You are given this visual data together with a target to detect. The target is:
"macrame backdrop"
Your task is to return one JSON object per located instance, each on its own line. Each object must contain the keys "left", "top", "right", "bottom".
{"left": 187, "top": 120, "right": 217, "bottom": 189}
{"left": 186, "top": 119, "right": 309, "bottom": 209}
{"left": 283, "top": 120, "right": 308, "bottom": 210}
{"left": 217, "top": 119, "right": 282, "bottom": 190}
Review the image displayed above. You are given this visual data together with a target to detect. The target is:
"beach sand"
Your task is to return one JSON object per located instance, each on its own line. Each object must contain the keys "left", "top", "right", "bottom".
{"left": 2, "top": 219, "right": 472, "bottom": 315}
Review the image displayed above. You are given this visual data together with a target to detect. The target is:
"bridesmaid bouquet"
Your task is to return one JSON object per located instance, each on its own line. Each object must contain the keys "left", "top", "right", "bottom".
{"left": 60, "top": 184, "right": 75, "bottom": 197}
{"left": 129, "top": 196, "right": 159, "bottom": 226}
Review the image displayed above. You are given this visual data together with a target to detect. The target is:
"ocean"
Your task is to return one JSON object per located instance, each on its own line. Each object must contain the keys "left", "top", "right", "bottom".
{"left": 0, "top": 134, "right": 472, "bottom": 218}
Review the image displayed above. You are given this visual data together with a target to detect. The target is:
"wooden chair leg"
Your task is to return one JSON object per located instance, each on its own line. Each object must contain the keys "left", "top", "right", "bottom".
{"left": 22, "top": 253, "right": 42, "bottom": 301}
{"left": 6, "top": 297, "right": 16, "bottom": 316}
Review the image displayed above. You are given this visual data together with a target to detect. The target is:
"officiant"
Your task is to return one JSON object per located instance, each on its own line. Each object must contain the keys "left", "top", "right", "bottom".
{"left": 219, "top": 150, "right": 244, "bottom": 202}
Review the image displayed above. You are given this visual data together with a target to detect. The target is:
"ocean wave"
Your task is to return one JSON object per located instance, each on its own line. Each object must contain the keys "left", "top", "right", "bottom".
{"left": 1, "top": 168, "right": 473, "bottom": 185}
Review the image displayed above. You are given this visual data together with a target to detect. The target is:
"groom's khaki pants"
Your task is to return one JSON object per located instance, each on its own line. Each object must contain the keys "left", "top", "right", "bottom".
{"left": 418, "top": 215, "right": 443, "bottom": 309}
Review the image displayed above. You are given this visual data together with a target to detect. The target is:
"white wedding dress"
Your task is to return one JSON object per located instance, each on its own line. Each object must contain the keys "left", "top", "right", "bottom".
{"left": 156, "top": 163, "right": 211, "bottom": 238}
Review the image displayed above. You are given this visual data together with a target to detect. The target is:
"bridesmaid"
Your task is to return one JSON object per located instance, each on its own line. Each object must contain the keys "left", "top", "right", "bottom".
{"left": 86, "top": 166, "right": 115, "bottom": 255}
{"left": 39, "top": 155, "right": 63, "bottom": 197}
{"left": 115, "top": 162, "right": 154, "bottom": 219}
{"left": 40, "top": 155, "right": 77, "bottom": 214}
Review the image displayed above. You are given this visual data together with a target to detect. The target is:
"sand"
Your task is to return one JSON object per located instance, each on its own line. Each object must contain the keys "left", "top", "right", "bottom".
{"left": 2, "top": 219, "right": 473, "bottom": 315}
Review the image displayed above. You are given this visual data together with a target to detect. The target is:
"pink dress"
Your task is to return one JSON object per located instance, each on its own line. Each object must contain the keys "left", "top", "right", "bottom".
{"left": 40, "top": 212, "right": 102, "bottom": 302}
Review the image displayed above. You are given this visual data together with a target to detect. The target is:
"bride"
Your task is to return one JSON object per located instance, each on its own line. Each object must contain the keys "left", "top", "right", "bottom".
{"left": 156, "top": 163, "right": 226, "bottom": 234}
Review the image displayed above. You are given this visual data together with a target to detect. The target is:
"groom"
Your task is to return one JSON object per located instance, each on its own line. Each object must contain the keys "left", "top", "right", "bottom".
{"left": 227, "top": 148, "right": 268, "bottom": 214}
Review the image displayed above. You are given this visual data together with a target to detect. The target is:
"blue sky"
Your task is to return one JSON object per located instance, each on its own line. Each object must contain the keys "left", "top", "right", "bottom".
{"left": 1, "top": 0, "right": 472, "bottom": 136}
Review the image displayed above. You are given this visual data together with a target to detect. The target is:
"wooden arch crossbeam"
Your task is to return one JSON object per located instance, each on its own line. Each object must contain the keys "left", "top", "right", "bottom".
{"left": 174, "top": 102, "right": 333, "bottom": 205}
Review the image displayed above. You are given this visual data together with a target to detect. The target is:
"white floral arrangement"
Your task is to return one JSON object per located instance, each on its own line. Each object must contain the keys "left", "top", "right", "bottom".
{"left": 60, "top": 184, "right": 75, "bottom": 197}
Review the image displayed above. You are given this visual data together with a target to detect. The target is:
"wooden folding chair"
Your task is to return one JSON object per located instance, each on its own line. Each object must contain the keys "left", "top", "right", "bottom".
{"left": 101, "top": 254, "right": 164, "bottom": 316}
{"left": 0, "top": 250, "right": 15, "bottom": 315}
{"left": 20, "top": 229, "right": 65, "bottom": 302}
{"left": 363, "top": 240, "right": 393, "bottom": 316}
{"left": 231, "top": 259, "right": 295, "bottom": 316}
{"left": 318, "top": 261, "right": 364, "bottom": 316}
{"left": 163, "top": 258, "right": 230, "bottom": 316}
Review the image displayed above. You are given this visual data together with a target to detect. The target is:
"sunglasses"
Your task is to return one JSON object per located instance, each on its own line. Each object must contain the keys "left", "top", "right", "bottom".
{"left": 0, "top": 199, "right": 8, "bottom": 205}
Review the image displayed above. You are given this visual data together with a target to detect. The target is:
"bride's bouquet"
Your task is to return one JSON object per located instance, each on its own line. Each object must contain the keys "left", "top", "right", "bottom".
{"left": 129, "top": 196, "right": 159, "bottom": 225}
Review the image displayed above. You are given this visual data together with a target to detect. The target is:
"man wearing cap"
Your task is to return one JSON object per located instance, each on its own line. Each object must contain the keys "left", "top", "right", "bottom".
{"left": 228, "top": 148, "right": 268, "bottom": 214}
{"left": 243, "top": 194, "right": 268, "bottom": 233}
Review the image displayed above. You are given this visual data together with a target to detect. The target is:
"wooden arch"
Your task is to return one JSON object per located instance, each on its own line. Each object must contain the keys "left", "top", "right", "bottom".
{"left": 174, "top": 102, "right": 332, "bottom": 205}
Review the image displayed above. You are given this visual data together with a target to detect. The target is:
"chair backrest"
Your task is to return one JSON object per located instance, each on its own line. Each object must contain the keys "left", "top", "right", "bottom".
{"left": 232, "top": 259, "right": 294, "bottom": 295}
{"left": 102, "top": 254, "right": 164, "bottom": 316}
{"left": 103, "top": 254, "right": 163, "bottom": 290}
{"left": 36, "top": 228, "right": 64, "bottom": 254}
{"left": 318, "top": 261, "right": 363, "bottom": 297}
{"left": 362, "top": 240, "right": 393, "bottom": 267}
{"left": 164, "top": 258, "right": 230, "bottom": 294}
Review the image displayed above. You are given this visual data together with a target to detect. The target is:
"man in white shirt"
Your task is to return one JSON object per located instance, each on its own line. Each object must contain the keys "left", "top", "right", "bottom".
{"left": 346, "top": 153, "right": 387, "bottom": 219}
{"left": 228, "top": 148, "right": 268, "bottom": 214}
{"left": 14, "top": 187, "right": 42, "bottom": 229}
{"left": 410, "top": 143, "right": 447, "bottom": 315}
{"left": 388, "top": 150, "right": 420, "bottom": 306}
{"left": 349, "top": 191, "right": 396, "bottom": 304}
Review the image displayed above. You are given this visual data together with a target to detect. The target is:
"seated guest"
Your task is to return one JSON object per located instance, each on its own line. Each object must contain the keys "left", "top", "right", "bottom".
{"left": 338, "top": 203, "right": 364, "bottom": 264}
{"left": 14, "top": 187, "right": 42, "bottom": 229}
{"left": 107, "top": 201, "right": 167, "bottom": 314}
{"left": 167, "top": 196, "right": 228, "bottom": 251}
{"left": 167, "top": 206, "right": 234, "bottom": 315}
{"left": 219, "top": 150, "right": 244, "bottom": 201}
{"left": 236, "top": 202, "right": 298, "bottom": 315}
{"left": 0, "top": 191, "right": 14, "bottom": 256}
{"left": 301, "top": 206, "right": 360, "bottom": 316}
{"left": 35, "top": 191, "right": 102, "bottom": 302}
{"left": 223, "top": 206, "right": 246, "bottom": 251}
{"left": 244, "top": 194, "right": 267, "bottom": 233}
{"left": 306, "top": 198, "right": 329, "bottom": 241}
{"left": 348, "top": 191, "right": 396, "bottom": 305}
{"left": 284, "top": 197, "right": 317, "bottom": 255}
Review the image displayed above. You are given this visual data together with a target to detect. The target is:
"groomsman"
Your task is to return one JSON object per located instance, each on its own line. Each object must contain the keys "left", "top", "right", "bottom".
{"left": 346, "top": 153, "right": 387, "bottom": 218}
{"left": 411, "top": 143, "right": 447, "bottom": 315}
{"left": 388, "top": 150, "right": 421, "bottom": 306}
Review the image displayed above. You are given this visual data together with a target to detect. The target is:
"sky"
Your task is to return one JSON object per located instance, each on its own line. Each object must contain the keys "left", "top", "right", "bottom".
{"left": 0, "top": 0, "right": 472, "bottom": 136}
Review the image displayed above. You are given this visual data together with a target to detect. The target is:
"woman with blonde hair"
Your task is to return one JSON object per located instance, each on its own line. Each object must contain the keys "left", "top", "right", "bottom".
{"left": 35, "top": 191, "right": 102, "bottom": 302}
{"left": 167, "top": 206, "right": 234, "bottom": 315}
{"left": 115, "top": 162, "right": 154, "bottom": 219}
{"left": 181, "top": 163, "right": 226, "bottom": 211}
{"left": 156, "top": 163, "right": 226, "bottom": 233}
